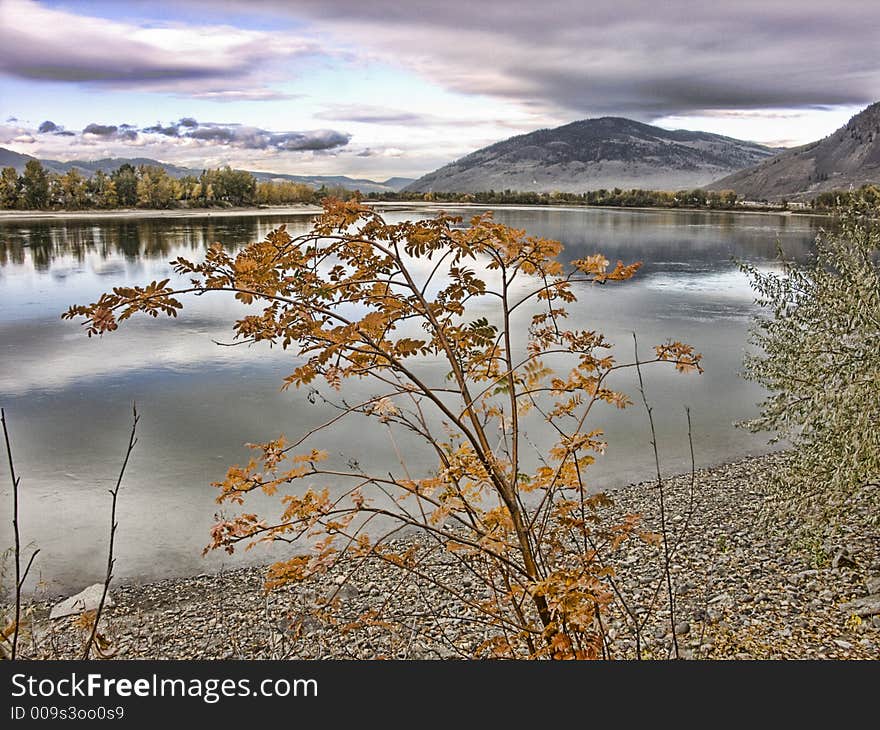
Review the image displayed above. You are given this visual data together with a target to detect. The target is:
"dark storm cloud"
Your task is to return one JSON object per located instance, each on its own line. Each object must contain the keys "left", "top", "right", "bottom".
{"left": 195, "top": 0, "right": 880, "bottom": 119}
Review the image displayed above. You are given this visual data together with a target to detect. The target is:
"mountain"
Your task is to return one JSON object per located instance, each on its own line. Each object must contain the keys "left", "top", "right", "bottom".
{"left": 248, "top": 171, "right": 414, "bottom": 193}
{"left": 0, "top": 148, "right": 414, "bottom": 194}
{"left": 0, "top": 147, "right": 39, "bottom": 170}
{"left": 404, "top": 117, "right": 780, "bottom": 193}
{"left": 706, "top": 103, "right": 880, "bottom": 200}
{"left": 381, "top": 177, "right": 417, "bottom": 190}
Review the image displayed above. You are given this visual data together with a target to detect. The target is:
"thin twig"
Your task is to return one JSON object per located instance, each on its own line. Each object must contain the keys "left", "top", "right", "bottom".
{"left": 633, "top": 334, "right": 679, "bottom": 659}
{"left": 82, "top": 403, "right": 139, "bottom": 660}
{"left": 2, "top": 408, "right": 23, "bottom": 661}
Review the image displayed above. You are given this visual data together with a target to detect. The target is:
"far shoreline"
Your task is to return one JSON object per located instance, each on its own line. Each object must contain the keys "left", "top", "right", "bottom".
{"left": 0, "top": 203, "right": 324, "bottom": 222}
{"left": 0, "top": 200, "right": 828, "bottom": 222}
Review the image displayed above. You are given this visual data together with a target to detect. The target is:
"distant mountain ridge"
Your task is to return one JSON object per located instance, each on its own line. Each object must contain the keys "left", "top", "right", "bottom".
{"left": 706, "top": 102, "right": 880, "bottom": 200}
{"left": 0, "top": 147, "right": 414, "bottom": 194}
{"left": 405, "top": 117, "right": 781, "bottom": 193}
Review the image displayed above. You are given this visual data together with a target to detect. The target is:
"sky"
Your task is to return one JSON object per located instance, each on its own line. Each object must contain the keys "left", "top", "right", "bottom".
{"left": 1, "top": 0, "right": 878, "bottom": 180}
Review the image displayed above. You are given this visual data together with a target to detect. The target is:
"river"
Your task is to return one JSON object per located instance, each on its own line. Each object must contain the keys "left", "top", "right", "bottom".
{"left": 0, "top": 205, "right": 823, "bottom": 594}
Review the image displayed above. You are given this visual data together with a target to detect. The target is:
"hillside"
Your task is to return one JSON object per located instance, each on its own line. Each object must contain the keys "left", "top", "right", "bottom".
{"left": 405, "top": 117, "right": 779, "bottom": 193}
{"left": 707, "top": 102, "right": 880, "bottom": 200}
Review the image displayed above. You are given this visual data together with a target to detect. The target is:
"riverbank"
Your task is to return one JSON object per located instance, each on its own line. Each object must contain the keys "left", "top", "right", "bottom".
{"left": 0, "top": 201, "right": 828, "bottom": 223}
{"left": 0, "top": 204, "right": 323, "bottom": 221}
{"left": 11, "top": 452, "right": 880, "bottom": 660}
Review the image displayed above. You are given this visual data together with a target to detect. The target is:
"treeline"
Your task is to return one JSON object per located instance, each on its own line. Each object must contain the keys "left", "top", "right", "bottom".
{"left": 366, "top": 187, "right": 742, "bottom": 209}
{"left": 0, "top": 160, "right": 357, "bottom": 211}
{"left": 811, "top": 184, "right": 880, "bottom": 210}
{"left": 371, "top": 186, "right": 880, "bottom": 211}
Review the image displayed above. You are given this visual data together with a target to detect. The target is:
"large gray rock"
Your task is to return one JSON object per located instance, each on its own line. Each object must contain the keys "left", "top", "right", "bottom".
{"left": 50, "top": 583, "right": 113, "bottom": 620}
{"left": 839, "top": 596, "right": 880, "bottom": 618}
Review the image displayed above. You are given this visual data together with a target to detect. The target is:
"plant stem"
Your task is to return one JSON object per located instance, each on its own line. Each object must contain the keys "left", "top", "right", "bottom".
{"left": 633, "top": 334, "right": 679, "bottom": 659}
{"left": 2, "top": 408, "right": 22, "bottom": 661}
{"left": 83, "top": 403, "right": 138, "bottom": 660}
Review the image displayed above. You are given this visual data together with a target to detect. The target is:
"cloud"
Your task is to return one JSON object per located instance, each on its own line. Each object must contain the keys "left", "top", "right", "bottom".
{"left": 5, "top": 117, "right": 352, "bottom": 155}
{"left": 133, "top": 118, "right": 351, "bottom": 151}
{"left": 80, "top": 122, "right": 140, "bottom": 142}
{"left": 195, "top": 0, "right": 880, "bottom": 120}
{"left": 318, "top": 107, "right": 429, "bottom": 126}
{"left": 185, "top": 89, "right": 297, "bottom": 101}
{"left": 37, "top": 120, "right": 76, "bottom": 136}
{"left": 142, "top": 124, "right": 182, "bottom": 137}
{"left": 355, "top": 146, "right": 404, "bottom": 158}
{"left": 315, "top": 104, "right": 513, "bottom": 129}
{"left": 185, "top": 123, "right": 350, "bottom": 151}
{"left": 83, "top": 123, "right": 119, "bottom": 137}
{"left": 0, "top": 0, "right": 331, "bottom": 99}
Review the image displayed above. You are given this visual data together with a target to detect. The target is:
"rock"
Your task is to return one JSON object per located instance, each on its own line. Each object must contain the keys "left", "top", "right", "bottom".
{"left": 674, "top": 621, "right": 691, "bottom": 636}
{"left": 50, "top": 583, "right": 113, "bottom": 619}
{"left": 831, "top": 550, "right": 857, "bottom": 569}
{"left": 839, "top": 596, "right": 880, "bottom": 617}
{"left": 865, "top": 576, "right": 880, "bottom": 595}
{"left": 706, "top": 608, "right": 724, "bottom": 624}
{"left": 832, "top": 639, "right": 853, "bottom": 650}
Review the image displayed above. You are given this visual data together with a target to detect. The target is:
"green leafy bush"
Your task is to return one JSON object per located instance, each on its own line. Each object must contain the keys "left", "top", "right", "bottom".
{"left": 740, "top": 199, "right": 880, "bottom": 528}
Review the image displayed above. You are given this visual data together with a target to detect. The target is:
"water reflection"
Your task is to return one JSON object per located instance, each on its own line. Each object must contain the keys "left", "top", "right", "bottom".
{"left": 0, "top": 215, "right": 320, "bottom": 269}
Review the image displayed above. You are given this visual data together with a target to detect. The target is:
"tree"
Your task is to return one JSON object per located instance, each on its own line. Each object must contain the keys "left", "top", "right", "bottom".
{"left": 88, "top": 170, "right": 118, "bottom": 209}
{"left": 60, "top": 169, "right": 88, "bottom": 210}
{"left": 64, "top": 200, "right": 702, "bottom": 658}
{"left": 740, "top": 198, "right": 880, "bottom": 528}
{"left": 0, "top": 167, "right": 20, "bottom": 209}
{"left": 21, "top": 160, "right": 49, "bottom": 209}
{"left": 111, "top": 164, "right": 138, "bottom": 207}
{"left": 217, "top": 167, "right": 256, "bottom": 206}
{"left": 136, "top": 165, "right": 176, "bottom": 209}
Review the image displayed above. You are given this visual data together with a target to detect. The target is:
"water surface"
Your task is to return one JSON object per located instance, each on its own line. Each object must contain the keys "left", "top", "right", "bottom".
{"left": 0, "top": 206, "right": 823, "bottom": 594}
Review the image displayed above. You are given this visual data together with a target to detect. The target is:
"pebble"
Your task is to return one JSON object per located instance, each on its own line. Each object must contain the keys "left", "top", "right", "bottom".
{"left": 12, "top": 453, "right": 879, "bottom": 660}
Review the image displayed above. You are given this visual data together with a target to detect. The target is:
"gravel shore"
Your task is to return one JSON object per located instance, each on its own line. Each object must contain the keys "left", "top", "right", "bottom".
{"left": 15, "top": 452, "right": 880, "bottom": 660}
